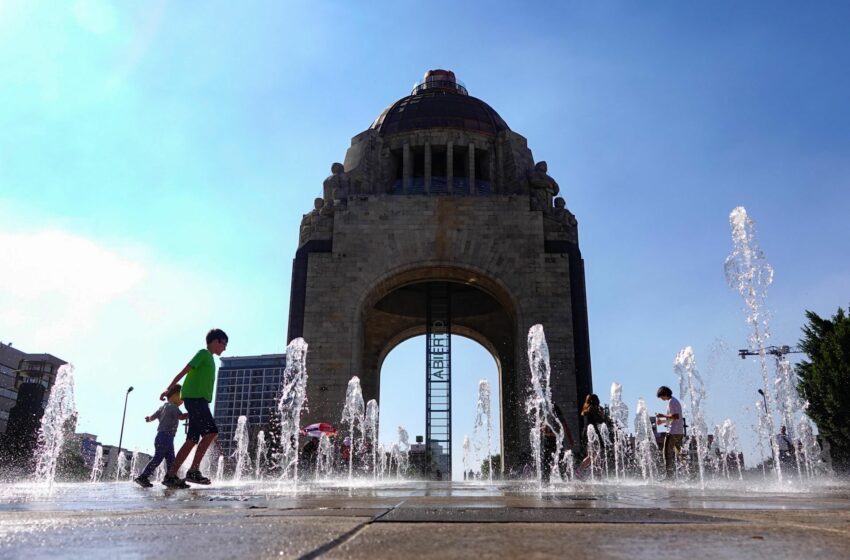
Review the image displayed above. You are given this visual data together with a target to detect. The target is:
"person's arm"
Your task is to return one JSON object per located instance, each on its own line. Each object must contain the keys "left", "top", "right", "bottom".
{"left": 160, "top": 364, "right": 193, "bottom": 401}
{"left": 146, "top": 405, "right": 164, "bottom": 422}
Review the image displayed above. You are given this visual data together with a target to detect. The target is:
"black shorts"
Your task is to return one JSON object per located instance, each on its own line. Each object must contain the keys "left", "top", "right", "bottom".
{"left": 183, "top": 398, "right": 218, "bottom": 442}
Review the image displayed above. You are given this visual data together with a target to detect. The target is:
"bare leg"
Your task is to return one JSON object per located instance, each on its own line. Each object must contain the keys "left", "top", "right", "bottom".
{"left": 190, "top": 433, "right": 218, "bottom": 471}
{"left": 167, "top": 439, "right": 197, "bottom": 477}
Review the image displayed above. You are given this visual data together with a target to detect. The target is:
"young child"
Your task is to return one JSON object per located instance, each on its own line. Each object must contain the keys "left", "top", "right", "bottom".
{"left": 134, "top": 384, "right": 188, "bottom": 488}
{"left": 158, "top": 328, "right": 228, "bottom": 488}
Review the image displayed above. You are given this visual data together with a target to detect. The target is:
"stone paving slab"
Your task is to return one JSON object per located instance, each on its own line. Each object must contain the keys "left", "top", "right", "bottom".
{"left": 327, "top": 521, "right": 850, "bottom": 560}
{"left": 376, "top": 506, "right": 737, "bottom": 524}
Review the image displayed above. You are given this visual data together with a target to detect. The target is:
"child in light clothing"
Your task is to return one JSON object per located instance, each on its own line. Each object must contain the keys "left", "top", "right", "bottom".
{"left": 134, "top": 384, "right": 188, "bottom": 488}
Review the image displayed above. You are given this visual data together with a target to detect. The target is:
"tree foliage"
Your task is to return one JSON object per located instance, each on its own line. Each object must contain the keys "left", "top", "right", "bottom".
{"left": 796, "top": 305, "right": 850, "bottom": 473}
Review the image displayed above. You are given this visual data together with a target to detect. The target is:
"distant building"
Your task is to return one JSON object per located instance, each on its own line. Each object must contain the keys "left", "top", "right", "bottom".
{"left": 213, "top": 354, "right": 286, "bottom": 459}
{"left": 0, "top": 341, "right": 66, "bottom": 435}
{"left": 77, "top": 433, "right": 99, "bottom": 467}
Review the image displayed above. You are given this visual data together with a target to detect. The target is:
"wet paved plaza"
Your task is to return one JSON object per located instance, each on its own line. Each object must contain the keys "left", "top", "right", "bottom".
{"left": 2, "top": 479, "right": 849, "bottom": 559}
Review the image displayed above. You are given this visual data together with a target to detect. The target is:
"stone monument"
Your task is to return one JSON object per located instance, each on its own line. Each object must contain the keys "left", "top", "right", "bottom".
{"left": 287, "top": 69, "right": 592, "bottom": 474}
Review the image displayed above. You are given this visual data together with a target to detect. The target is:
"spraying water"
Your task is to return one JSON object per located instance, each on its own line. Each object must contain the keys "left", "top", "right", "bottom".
{"left": 474, "top": 379, "right": 494, "bottom": 483}
{"left": 396, "top": 426, "right": 410, "bottom": 477}
{"left": 34, "top": 364, "right": 76, "bottom": 488}
{"left": 634, "top": 398, "right": 659, "bottom": 482}
{"left": 341, "top": 376, "right": 365, "bottom": 484}
{"left": 609, "top": 383, "right": 629, "bottom": 481}
{"left": 154, "top": 461, "right": 165, "bottom": 482}
{"left": 462, "top": 435, "right": 472, "bottom": 479}
{"left": 129, "top": 449, "right": 139, "bottom": 480}
{"left": 115, "top": 451, "right": 128, "bottom": 481}
{"left": 232, "top": 415, "right": 250, "bottom": 482}
{"left": 775, "top": 355, "right": 805, "bottom": 477}
{"left": 724, "top": 206, "right": 782, "bottom": 480}
{"left": 365, "top": 399, "right": 379, "bottom": 479}
{"left": 718, "top": 418, "right": 743, "bottom": 480}
{"left": 255, "top": 431, "right": 267, "bottom": 480}
{"left": 797, "top": 414, "right": 822, "bottom": 478}
{"left": 585, "top": 424, "right": 601, "bottom": 482}
{"left": 90, "top": 445, "right": 104, "bottom": 483}
{"left": 277, "top": 338, "right": 309, "bottom": 483}
{"left": 673, "top": 347, "right": 709, "bottom": 486}
{"left": 526, "top": 325, "right": 565, "bottom": 488}
{"left": 215, "top": 456, "right": 224, "bottom": 483}
{"left": 315, "top": 433, "right": 334, "bottom": 480}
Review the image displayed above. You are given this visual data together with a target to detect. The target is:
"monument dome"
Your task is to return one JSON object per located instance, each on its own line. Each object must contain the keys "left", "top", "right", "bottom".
{"left": 370, "top": 69, "right": 509, "bottom": 137}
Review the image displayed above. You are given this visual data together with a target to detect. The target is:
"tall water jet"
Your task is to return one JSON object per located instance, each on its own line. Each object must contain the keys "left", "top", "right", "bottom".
{"left": 585, "top": 424, "right": 601, "bottom": 482}
{"left": 724, "top": 206, "right": 782, "bottom": 479}
{"left": 277, "top": 337, "right": 308, "bottom": 483}
{"left": 609, "top": 383, "right": 630, "bottom": 481}
{"left": 255, "top": 430, "right": 267, "bottom": 480}
{"left": 34, "top": 364, "right": 76, "bottom": 488}
{"left": 115, "top": 451, "right": 128, "bottom": 481}
{"left": 341, "top": 376, "right": 365, "bottom": 483}
{"left": 365, "top": 399, "right": 379, "bottom": 479}
{"left": 377, "top": 443, "right": 387, "bottom": 479}
{"left": 526, "top": 325, "right": 565, "bottom": 487}
{"left": 775, "top": 355, "right": 804, "bottom": 477}
{"left": 718, "top": 418, "right": 743, "bottom": 480}
{"left": 673, "top": 347, "right": 709, "bottom": 486}
{"left": 215, "top": 456, "right": 224, "bottom": 483}
{"left": 797, "top": 414, "right": 822, "bottom": 478}
{"left": 315, "top": 433, "right": 334, "bottom": 479}
{"left": 396, "top": 426, "right": 410, "bottom": 478}
{"left": 232, "top": 415, "right": 250, "bottom": 482}
{"left": 474, "top": 379, "right": 494, "bottom": 483}
{"left": 90, "top": 445, "right": 104, "bottom": 483}
{"left": 598, "top": 423, "right": 611, "bottom": 480}
{"left": 129, "top": 448, "right": 139, "bottom": 480}
{"left": 634, "top": 398, "right": 659, "bottom": 482}
{"left": 462, "top": 435, "right": 472, "bottom": 479}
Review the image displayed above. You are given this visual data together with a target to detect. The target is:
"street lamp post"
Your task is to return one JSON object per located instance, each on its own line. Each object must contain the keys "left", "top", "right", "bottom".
{"left": 117, "top": 386, "right": 134, "bottom": 460}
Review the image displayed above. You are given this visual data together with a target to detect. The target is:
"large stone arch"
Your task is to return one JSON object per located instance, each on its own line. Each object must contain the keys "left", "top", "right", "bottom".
{"left": 350, "top": 263, "right": 521, "bottom": 466}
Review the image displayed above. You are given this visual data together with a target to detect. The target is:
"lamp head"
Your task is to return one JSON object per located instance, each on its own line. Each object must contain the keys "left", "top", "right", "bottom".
{"left": 128, "top": 386, "right": 134, "bottom": 393}
{"left": 757, "top": 389, "right": 764, "bottom": 396}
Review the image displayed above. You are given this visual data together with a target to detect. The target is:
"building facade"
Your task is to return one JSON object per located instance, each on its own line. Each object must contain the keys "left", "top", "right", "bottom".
{"left": 0, "top": 341, "right": 65, "bottom": 434}
{"left": 213, "top": 354, "right": 287, "bottom": 459}
{"left": 287, "top": 70, "right": 592, "bottom": 477}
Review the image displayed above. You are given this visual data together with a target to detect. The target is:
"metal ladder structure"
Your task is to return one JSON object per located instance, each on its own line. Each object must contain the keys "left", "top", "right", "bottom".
{"left": 425, "top": 282, "right": 452, "bottom": 480}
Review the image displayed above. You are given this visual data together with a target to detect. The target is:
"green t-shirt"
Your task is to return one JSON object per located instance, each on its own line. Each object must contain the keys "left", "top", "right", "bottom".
{"left": 181, "top": 349, "right": 215, "bottom": 402}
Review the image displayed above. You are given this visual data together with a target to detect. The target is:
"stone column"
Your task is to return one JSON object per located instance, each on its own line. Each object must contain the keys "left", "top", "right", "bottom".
{"left": 424, "top": 141, "right": 432, "bottom": 194}
{"left": 488, "top": 146, "right": 495, "bottom": 194}
{"left": 403, "top": 143, "right": 411, "bottom": 194}
{"left": 468, "top": 142, "right": 475, "bottom": 195}
{"left": 447, "top": 141, "right": 454, "bottom": 194}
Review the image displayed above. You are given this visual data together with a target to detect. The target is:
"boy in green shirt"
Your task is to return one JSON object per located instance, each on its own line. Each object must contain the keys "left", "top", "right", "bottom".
{"left": 159, "top": 328, "right": 228, "bottom": 487}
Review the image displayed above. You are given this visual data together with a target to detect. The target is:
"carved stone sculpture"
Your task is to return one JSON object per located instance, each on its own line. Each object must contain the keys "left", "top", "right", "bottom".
{"left": 323, "top": 162, "right": 350, "bottom": 211}
{"left": 552, "top": 197, "right": 577, "bottom": 227}
{"left": 528, "top": 161, "right": 559, "bottom": 213}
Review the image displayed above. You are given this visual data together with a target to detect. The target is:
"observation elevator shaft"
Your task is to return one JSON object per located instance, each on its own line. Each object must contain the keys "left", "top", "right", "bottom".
{"left": 426, "top": 282, "right": 452, "bottom": 480}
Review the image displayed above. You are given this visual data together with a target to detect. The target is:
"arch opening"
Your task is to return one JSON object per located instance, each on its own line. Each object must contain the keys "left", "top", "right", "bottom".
{"left": 379, "top": 334, "right": 502, "bottom": 481}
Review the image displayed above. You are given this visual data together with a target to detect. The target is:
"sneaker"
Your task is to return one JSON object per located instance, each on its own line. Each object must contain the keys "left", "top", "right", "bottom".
{"left": 134, "top": 475, "right": 153, "bottom": 488}
{"left": 185, "top": 469, "right": 211, "bottom": 485}
{"left": 161, "top": 474, "right": 190, "bottom": 489}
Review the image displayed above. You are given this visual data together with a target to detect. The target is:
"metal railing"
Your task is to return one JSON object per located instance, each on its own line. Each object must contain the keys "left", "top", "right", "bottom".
{"left": 389, "top": 177, "right": 492, "bottom": 196}
{"left": 411, "top": 79, "right": 468, "bottom": 96}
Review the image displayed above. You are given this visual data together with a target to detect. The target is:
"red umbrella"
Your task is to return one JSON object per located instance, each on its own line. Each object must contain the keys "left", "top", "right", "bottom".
{"left": 302, "top": 422, "right": 337, "bottom": 439}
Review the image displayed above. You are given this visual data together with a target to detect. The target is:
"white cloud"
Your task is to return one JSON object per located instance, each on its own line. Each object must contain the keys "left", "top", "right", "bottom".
{"left": 0, "top": 230, "right": 145, "bottom": 342}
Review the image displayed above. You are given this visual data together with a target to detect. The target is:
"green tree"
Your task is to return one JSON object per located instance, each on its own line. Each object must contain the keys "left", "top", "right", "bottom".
{"left": 480, "top": 454, "right": 501, "bottom": 478}
{"left": 796, "top": 306, "right": 850, "bottom": 473}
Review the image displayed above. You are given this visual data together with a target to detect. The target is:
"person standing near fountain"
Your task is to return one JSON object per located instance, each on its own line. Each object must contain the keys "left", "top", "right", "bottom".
{"left": 776, "top": 426, "right": 795, "bottom": 468}
{"left": 577, "top": 394, "right": 607, "bottom": 476}
{"left": 134, "top": 384, "right": 188, "bottom": 488}
{"left": 656, "top": 386, "right": 684, "bottom": 480}
{"left": 158, "top": 328, "right": 229, "bottom": 487}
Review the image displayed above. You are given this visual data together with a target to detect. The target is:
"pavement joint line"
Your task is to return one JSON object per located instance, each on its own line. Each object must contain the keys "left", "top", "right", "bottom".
{"left": 296, "top": 500, "right": 407, "bottom": 559}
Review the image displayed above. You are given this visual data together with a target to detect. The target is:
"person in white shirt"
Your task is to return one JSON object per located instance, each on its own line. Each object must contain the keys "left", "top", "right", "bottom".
{"left": 656, "top": 386, "right": 684, "bottom": 480}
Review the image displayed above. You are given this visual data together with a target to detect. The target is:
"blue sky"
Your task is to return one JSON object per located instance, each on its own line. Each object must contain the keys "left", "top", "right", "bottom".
{"left": 1, "top": 2, "right": 849, "bottom": 479}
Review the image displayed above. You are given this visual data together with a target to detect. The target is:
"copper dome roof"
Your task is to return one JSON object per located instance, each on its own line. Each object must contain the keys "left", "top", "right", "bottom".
{"left": 370, "top": 71, "right": 509, "bottom": 137}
